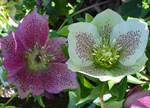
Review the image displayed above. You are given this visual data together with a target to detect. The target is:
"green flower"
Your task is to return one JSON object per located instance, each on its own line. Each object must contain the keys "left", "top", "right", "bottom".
{"left": 67, "top": 9, "right": 149, "bottom": 82}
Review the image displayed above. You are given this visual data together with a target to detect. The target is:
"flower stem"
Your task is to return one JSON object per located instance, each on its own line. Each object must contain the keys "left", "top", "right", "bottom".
{"left": 100, "top": 96, "right": 105, "bottom": 108}
{"left": 58, "top": 0, "right": 111, "bottom": 31}
{"left": 99, "top": 82, "right": 107, "bottom": 108}
{"left": 1, "top": 93, "right": 18, "bottom": 108}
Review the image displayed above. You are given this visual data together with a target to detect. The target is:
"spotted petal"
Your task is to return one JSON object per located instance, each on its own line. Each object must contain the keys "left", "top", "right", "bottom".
{"left": 91, "top": 9, "right": 124, "bottom": 39}
{"left": 6, "top": 67, "right": 44, "bottom": 99}
{"left": 110, "top": 19, "right": 149, "bottom": 66}
{"left": 68, "top": 22, "right": 99, "bottom": 67}
{"left": 46, "top": 37, "right": 67, "bottom": 63}
{"left": 41, "top": 63, "right": 78, "bottom": 94}
{"left": 1, "top": 32, "right": 25, "bottom": 72}
{"left": 124, "top": 90, "right": 150, "bottom": 108}
{"left": 16, "top": 10, "right": 49, "bottom": 49}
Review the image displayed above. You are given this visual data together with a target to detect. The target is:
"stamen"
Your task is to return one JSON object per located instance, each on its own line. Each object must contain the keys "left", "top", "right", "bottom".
{"left": 92, "top": 42, "right": 122, "bottom": 69}
{"left": 25, "top": 44, "right": 54, "bottom": 73}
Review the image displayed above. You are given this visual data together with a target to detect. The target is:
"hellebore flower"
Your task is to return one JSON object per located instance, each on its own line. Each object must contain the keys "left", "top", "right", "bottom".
{"left": 67, "top": 9, "right": 149, "bottom": 82}
{"left": 124, "top": 90, "right": 150, "bottom": 108}
{"left": 1, "top": 10, "right": 78, "bottom": 99}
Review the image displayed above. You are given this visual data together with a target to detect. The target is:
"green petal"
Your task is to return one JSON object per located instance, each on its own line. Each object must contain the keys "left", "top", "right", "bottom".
{"left": 68, "top": 22, "right": 100, "bottom": 67}
{"left": 67, "top": 59, "right": 80, "bottom": 72}
{"left": 75, "top": 53, "right": 147, "bottom": 82}
{"left": 110, "top": 19, "right": 149, "bottom": 66}
{"left": 111, "top": 53, "right": 147, "bottom": 77}
{"left": 91, "top": 9, "right": 124, "bottom": 40}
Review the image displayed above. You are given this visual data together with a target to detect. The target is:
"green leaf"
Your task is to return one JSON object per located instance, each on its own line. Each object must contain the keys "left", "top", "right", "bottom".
{"left": 77, "top": 18, "right": 85, "bottom": 22}
{"left": 142, "top": 0, "right": 149, "bottom": 9}
{"left": 85, "top": 13, "right": 93, "bottom": 22}
{"left": 67, "top": 16, "right": 73, "bottom": 24}
{"left": 5, "top": 106, "right": 17, "bottom": 108}
{"left": 146, "top": 60, "right": 150, "bottom": 75}
{"left": 61, "top": 44, "right": 69, "bottom": 59}
{"left": 119, "top": 0, "right": 143, "bottom": 17}
{"left": 78, "top": 73, "right": 94, "bottom": 89}
{"left": 100, "top": 82, "right": 108, "bottom": 97}
{"left": 136, "top": 72, "right": 149, "bottom": 81}
{"left": 49, "top": 30, "right": 62, "bottom": 38}
{"left": 118, "top": 77, "right": 127, "bottom": 100}
{"left": 34, "top": 96, "right": 45, "bottom": 108}
{"left": 0, "top": 67, "right": 8, "bottom": 86}
{"left": 68, "top": 91, "right": 77, "bottom": 108}
{"left": 42, "top": 0, "right": 51, "bottom": 6}
{"left": 15, "top": 13, "right": 25, "bottom": 21}
{"left": 105, "top": 100, "right": 124, "bottom": 108}
{"left": 93, "top": 97, "right": 100, "bottom": 106}
{"left": 108, "top": 80, "right": 115, "bottom": 90}
{"left": 57, "top": 25, "right": 69, "bottom": 36}
{"left": 110, "top": 86, "right": 119, "bottom": 98}
{"left": 76, "top": 0, "right": 84, "bottom": 3}
{"left": 53, "top": 0, "right": 71, "bottom": 15}
{"left": 87, "top": 103, "right": 96, "bottom": 108}
{"left": 76, "top": 87, "right": 99, "bottom": 108}
{"left": 127, "top": 75, "right": 146, "bottom": 84}
{"left": 45, "top": 5, "right": 58, "bottom": 17}
{"left": 1, "top": 70, "right": 8, "bottom": 81}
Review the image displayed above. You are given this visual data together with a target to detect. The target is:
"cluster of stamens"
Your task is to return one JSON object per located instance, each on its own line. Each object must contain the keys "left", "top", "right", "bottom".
{"left": 25, "top": 43, "right": 55, "bottom": 72}
{"left": 92, "top": 41, "right": 122, "bottom": 69}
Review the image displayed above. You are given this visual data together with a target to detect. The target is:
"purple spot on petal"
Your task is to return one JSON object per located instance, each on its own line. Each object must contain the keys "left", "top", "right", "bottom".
{"left": 99, "top": 20, "right": 113, "bottom": 39}
{"left": 116, "top": 30, "right": 141, "bottom": 61}
{"left": 75, "top": 32, "right": 96, "bottom": 62}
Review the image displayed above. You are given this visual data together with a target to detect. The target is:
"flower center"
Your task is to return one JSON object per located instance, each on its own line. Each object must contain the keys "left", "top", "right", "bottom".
{"left": 25, "top": 44, "right": 54, "bottom": 73}
{"left": 92, "top": 42, "right": 122, "bottom": 69}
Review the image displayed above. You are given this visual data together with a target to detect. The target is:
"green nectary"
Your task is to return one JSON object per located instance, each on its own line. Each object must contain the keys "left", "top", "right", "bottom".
{"left": 92, "top": 42, "right": 122, "bottom": 69}
{"left": 25, "top": 44, "right": 54, "bottom": 72}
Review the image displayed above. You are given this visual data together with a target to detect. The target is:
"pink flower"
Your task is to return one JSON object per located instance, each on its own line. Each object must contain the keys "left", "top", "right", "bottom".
{"left": 1, "top": 10, "right": 78, "bottom": 99}
{"left": 124, "top": 90, "right": 150, "bottom": 108}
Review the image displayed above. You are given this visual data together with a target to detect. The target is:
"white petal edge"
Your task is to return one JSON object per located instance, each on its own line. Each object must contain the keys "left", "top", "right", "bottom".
{"left": 126, "top": 53, "right": 148, "bottom": 75}
{"left": 110, "top": 19, "right": 149, "bottom": 66}
{"left": 99, "top": 76, "right": 124, "bottom": 83}
{"left": 68, "top": 22, "right": 100, "bottom": 67}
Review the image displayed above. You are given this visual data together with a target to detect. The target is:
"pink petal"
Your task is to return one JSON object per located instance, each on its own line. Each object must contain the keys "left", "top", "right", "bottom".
{"left": 124, "top": 90, "right": 150, "bottom": 108}
{"left": 7, "top": 67, "right": 44, "bottom": 99}
{"left": 125, "top": 85, "right": 142, "bottom": 98}
{"left": 16, "top": 10, "right": 49, "bottom": 49}
{"left": 41, "top": 63, "right": 78, "bottom": 93}
{"left": 46, "top": 37, "right": 67, "bottom": 63}
{"left": 1, "top": 32, "right": 25, "bottom": 72}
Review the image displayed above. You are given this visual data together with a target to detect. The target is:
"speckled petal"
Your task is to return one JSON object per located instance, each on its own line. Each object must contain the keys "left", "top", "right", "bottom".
{"left": 91, "top": 9, "right": 124, "bottom": 39}
{"left": 41, "top": 63, "right": 78, "bottom": 94}
{"left": 124, "top": 90, "right": 150, "bottom": 108}
{"left": 68, "top": 22, "right": 99, "bottom": 67}
{"left": 16, "top": 10, "right": 49, "bottom": 49}
{"left": 1, "top": 32, "right": 25, "bottom": 72}
{"left": 7, "top": 67, "right": 44, "bottom": 99}
{"left": 110, "top": 19, "right": 149, "bottom": 66}
{"left": 46, "top": 37, "right": 67, "bottom": 63}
